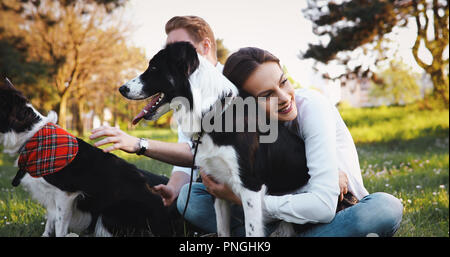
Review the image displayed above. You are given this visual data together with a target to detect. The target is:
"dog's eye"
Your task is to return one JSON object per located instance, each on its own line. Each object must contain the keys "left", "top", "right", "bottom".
{"left": 150, "top": 66, "right": 157, "bottom": 71}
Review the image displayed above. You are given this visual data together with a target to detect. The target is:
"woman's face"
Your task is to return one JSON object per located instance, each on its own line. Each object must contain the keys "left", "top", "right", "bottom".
{"left": 242, "top": 62, "right": 297, "bottom": 122}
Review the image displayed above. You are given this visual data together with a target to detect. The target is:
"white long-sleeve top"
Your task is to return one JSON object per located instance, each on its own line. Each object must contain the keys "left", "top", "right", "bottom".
{"left": 264, "top": 88, "right": 369, "bottom": 224}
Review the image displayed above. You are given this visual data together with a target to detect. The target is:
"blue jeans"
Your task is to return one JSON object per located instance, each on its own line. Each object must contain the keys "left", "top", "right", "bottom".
{"left": 177, "top": 182, "right": 403, "bottom": 237}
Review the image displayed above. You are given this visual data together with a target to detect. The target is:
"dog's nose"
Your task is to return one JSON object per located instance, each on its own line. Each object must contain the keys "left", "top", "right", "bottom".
{"left": 119, "top": 85, "right": 130, "bottom": 96}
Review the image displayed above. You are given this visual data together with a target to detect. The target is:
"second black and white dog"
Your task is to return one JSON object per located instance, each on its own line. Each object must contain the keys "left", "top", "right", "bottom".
{"left": 119, "top": 42, "right": 311, "bottom": 237}
{"left": 0, "top": 78, "right": 184, "bottom": 237}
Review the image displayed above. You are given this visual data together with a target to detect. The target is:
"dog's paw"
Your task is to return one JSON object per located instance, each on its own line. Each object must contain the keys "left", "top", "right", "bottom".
{"left": 269, "top": 221, "right": 296, "bottom": 237}
{"left": 65, "top": 233, "right": 79, "bottom": 237}
{"left": 41, "top": 231, "right": 51, "bottom": 237}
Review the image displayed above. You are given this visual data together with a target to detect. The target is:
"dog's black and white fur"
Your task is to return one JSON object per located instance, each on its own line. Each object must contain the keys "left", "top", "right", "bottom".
{"left": 120, "top": 42, "right": 310, "bottom": 237}
{"left": 0, "top": 79, "right": 184, "bottom": 237}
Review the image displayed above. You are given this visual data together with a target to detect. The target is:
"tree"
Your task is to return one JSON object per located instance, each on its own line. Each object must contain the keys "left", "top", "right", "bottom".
{"left": 369, "top": 59, "right": 422, "bottom": 105}
{"left": 78, "top": 42, "right": 147, "bottom": 135}
{"left": 302, "top": 0, "right": 449, "bottom": 106}
{"left": 22, "top": 0, "right": 128, "bottom": 130}
{"left": 0, "top": 0, "right": 149, "bottom": 135}
{"left": 0, "top": 0, "right": 51, "bottom": 95}
{"left": 216, "top": 38, "right": 230, "bottom": 64}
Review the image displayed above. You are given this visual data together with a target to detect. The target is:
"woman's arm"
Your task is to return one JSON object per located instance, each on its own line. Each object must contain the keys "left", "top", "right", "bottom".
{"left": 90, "top": 126, "right": 193, "bottom": 167}
{"left": 263, "top": 90, "right": 341, "bottom": 224}
{"left": 143, "top": 139, "right": 193, "bottom": 167}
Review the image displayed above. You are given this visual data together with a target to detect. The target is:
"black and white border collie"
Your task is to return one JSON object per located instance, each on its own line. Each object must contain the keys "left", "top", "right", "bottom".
{"left": 0, "top": 78, "right": 183, "bottom": 237}
{"left": 119, "top": 42, "right": 310, "bottom": 237}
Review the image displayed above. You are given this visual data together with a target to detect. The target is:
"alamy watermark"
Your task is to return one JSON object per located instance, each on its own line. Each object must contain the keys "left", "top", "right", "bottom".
{"left": 169, "top": 96, "right": 279, "bottom": 143}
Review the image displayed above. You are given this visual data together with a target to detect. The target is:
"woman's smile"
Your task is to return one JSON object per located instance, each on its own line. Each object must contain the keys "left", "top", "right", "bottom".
{"left": 279, "top": 101, "right": 293, "bottom": 115}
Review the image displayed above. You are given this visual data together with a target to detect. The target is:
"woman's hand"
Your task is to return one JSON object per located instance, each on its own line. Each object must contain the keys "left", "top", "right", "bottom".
{"left": 200, "top": 171, "right": 242, "bottom": 206}
{"left": 89, "top": 125, "right": 140, "bottom": 153}
{"left": 338, "top": 170, "right": 349, "bottom": 201}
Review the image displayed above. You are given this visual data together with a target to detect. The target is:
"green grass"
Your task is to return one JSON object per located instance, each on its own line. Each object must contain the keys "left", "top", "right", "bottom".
{"left": 0, "top": 105, "right": 448, "bottom": 237}
{"left": 0, "top": 154, "right": 47, "bottom": 237}
{"left": 340, "top": 104, "right": 449, "bottom": 237}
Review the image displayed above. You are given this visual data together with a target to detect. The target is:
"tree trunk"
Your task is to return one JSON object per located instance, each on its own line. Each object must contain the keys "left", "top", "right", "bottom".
{"left": 411, "top": 0, "right": 448, "bottom": 107}
{"left": 76, "top": 99, "right": 85, "bottom": 136}
{"left": 430, "top": 68, "right": 449, "bottom": 107}
{"left": 58, "top": 92, "right": 69, "bottom": 130}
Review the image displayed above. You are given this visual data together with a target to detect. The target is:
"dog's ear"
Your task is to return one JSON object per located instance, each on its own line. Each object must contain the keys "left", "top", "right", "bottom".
{"left": 167, "top": 42, "right": 200, "bottom": 77}
{"left": 164, "top": 42, "right": 198, "bottom": 110}
{"left": 1, "top": 77, "right": 26, "bottom": 100}
{"left": 1, "top": 77, "right": 29, "bottom": 103}
{"left": 1, "top": 77, "right": 16, "bottom": 91}
{"left": 177, "top": 77, "right": 194, "bottom": 110}
{"left": 5, "top": 77, "right": 15, "bottom": 89}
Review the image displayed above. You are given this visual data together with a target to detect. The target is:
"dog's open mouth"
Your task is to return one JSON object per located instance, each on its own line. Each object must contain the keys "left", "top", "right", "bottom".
{"left": 132, "top": 92, "right": 166, "bottom": 125}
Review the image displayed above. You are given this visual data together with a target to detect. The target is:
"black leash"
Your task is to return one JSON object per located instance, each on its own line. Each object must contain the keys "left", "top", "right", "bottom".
{"left": 182, "top": 131, "right": 203, "bottom": 236}
{"left": 180, "top": 95, "right": 235, "bottom": 236}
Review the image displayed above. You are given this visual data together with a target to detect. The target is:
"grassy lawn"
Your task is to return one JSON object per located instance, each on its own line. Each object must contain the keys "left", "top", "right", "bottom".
{"left": 340, "top": 105, "right": 449, "bottom": 237}
{"left": 0, "top": 105, "right": 448, "bottom": 237}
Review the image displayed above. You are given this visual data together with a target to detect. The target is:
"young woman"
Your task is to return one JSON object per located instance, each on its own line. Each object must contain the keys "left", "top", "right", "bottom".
{"left": 176, "top": 47, "right": 403, "bottom": 237}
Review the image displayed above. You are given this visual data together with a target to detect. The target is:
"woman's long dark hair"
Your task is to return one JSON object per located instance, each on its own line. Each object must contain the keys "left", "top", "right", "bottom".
{"left": 223, "top": 47, "right": 280, "bottom": 91}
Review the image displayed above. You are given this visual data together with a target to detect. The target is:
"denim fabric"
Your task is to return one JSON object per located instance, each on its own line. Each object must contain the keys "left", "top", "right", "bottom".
{"left": 177, "top": 182, "right": 403, "bottom": 237}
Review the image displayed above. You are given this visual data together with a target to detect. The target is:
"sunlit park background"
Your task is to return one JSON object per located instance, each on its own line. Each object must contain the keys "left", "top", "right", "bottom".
{"left": 0, "top": 0, "right": 448, "bottom": 237}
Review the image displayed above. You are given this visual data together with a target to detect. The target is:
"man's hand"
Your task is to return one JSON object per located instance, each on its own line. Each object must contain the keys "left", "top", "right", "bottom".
{"left": 200, "top": 171, "right": 242, "bottom": 206}
{"left": 338, "top": 170, "right": 349, "bottom": 202}
{"left": 153, "top": 184, "right": 177, "bottom": 207}
{"left": 90, "top": 125, "right": 140, "bottom": 153}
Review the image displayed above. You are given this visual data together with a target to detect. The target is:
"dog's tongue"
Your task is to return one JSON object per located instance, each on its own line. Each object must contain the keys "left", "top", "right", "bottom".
{"left": 132, "top": 109, "right": 147, "bottom": 125}
{"left": 132, "top": 93, "right": 161, "bottom": 125}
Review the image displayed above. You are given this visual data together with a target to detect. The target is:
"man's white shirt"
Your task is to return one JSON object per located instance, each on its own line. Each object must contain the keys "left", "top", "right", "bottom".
{"left": 170, "top": 62, "right": 224, "bottom": 178}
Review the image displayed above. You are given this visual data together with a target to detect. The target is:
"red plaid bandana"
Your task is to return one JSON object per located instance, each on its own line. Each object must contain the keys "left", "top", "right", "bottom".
{"left": 18, "top": 123, "right": 79, "bottom": 178}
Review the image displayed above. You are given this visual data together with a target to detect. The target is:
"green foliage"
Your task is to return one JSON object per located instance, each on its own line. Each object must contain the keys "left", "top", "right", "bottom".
{"left": 17, "top": 0, "right": 128, "bottom": 13}
{"left": 0, "top": 39, "right": 50, "bottom": 86}
{"left": 216, "top": 38, "right": 229, "bottom": 65}
{"left": 302, "top": 0, "right": 449, "bottom": 106}
{"left": 369, "top": 60, "right": 422, "bottom": 106}
{"left": 302, "top": 0, "right": 403, "bottom": 64}
{"left": 282, "top": 65, "right": 302, "bottom": 89}
{"left": 0, "top": 0, "right": 148, "bottom": 134}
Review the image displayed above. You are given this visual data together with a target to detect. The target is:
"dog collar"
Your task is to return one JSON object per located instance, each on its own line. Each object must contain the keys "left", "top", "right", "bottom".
{"left": 18, "top": 123, "right": 79, "bottom": 178}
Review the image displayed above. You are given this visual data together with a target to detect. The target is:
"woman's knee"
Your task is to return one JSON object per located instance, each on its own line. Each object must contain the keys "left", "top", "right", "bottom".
{"left": 176, "top": 182, "right": 218, "bottom": 233}
{"left": 359, "top": 192, "right": 403, "bottom": 236}
{"left": 372, "top": 192, "right": 403, "bottom": 221}
{"left": 177, "top": 182, "right": 214, "bottom": 216}
{"left": 177, "top": 182, "right": 202, "bottom": 214}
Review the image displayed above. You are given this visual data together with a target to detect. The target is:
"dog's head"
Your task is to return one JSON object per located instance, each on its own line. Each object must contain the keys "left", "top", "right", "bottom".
{"left": 119, "top": 42, "right": 199, "bottom": 125}
{"left": 119, "top": 41, "right": 238, "bottom": 127}
{"left": 0, "top": 78, "right": 46, "bottom": 153}
{"left": 0, "top": 78, "right": 41, "bottom": 135}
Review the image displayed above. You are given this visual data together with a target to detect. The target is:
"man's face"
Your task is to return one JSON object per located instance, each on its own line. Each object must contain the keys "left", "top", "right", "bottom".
{"left": 166, "top": 28, "right": 206, "bottom": 56}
